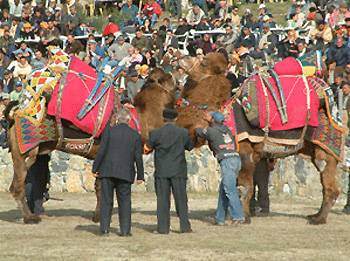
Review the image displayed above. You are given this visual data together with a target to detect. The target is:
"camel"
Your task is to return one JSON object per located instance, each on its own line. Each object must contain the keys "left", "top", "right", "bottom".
{"left": 176, "top": 53, "right": 344, "bottom": 225}
{"left": 5, "top": 67, "right": 176, "bottom": 224}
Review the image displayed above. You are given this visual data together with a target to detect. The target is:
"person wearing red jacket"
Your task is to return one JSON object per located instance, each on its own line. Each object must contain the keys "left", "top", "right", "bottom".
{"left": 143, "top": 0, "right": 162, "bottom": 27}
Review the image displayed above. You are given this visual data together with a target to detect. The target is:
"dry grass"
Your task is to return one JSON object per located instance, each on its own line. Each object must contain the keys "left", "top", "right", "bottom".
{"left": 0, "top": 192, "right": 349, "bottom": 261}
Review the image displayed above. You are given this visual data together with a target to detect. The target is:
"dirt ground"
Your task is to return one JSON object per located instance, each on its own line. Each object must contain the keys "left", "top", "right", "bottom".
{"left": 0, "top": 192, "right": 349, "bottom": 261}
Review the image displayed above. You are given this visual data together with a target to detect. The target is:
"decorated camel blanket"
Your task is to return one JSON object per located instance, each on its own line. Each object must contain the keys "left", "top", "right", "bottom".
{"left": 241, "top": 57, "right": 320, "bottom": 131}
{"left": 47, "top": 56, "right": 115, "bottom": 138}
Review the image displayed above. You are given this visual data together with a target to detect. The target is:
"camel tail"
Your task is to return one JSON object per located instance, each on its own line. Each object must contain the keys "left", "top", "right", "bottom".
{"left": 3, "top": 100, "right": 19, "bottom": 126}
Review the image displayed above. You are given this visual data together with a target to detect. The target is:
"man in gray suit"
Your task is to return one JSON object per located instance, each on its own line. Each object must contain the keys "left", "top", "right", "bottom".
{"left": 92, "top": 109, "right": 144, "bottom": 236}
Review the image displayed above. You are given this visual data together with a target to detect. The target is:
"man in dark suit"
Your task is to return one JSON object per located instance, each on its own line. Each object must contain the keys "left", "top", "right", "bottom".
{"left": 25, "top": 154, "right": 50, "bottom": 215}
{"left": 147, "top": 108, "right": 194, "bottom": 234}
{"left": 92, "top": 109, "right": 144, "bottom": 237}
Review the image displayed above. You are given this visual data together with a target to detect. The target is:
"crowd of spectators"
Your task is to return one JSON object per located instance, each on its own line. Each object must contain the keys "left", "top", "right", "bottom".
{"left": 0, "top": 0, "right": 349, "bottom": 148}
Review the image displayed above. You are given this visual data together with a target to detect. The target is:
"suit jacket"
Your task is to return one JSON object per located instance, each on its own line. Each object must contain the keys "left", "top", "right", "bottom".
{"left": 92, "top": 123, "right": 144, "bottom": 183}
{"left": 148, "top": 123, "right": 194, "bottom": 178}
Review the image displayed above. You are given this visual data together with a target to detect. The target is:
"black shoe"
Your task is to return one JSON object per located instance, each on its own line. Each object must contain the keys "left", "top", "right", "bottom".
{"left": 343, "top": 206, "right": 350, "bottom": 214}
{"left": 180, "top": 228, "right": 193, "bottom": 234}
{"left": 152, "top": 230, "right": 169, "bottom": 235}
{"left": 100, "top": 230, "right": 109, "bottom": 237}
{"left": 117, "top": 232, "right": 132, "bottom": 237}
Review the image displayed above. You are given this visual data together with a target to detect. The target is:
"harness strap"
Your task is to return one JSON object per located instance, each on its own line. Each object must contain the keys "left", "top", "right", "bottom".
{"left": 268, "top": 69, "right": 288, "bottom": 123}
{"left": 55, "top": 72, "right": 68, "bottom": 148}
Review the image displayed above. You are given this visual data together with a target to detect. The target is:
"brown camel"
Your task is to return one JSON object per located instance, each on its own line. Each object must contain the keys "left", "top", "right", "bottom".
{"left": 177, "top": 53, "right": 342, "bottom": 225}
{"left": 5, "top": 68, "right": 176, "bottom": 224}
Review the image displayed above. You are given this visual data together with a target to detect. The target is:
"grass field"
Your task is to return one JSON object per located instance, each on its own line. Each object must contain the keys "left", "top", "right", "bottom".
{"left": 0, "top": 192, "right": 350, "bottom": 260}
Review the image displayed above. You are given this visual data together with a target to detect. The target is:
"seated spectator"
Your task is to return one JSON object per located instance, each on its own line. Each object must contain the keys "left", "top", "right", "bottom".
{"left": 160, "top": 46, "right": 181, "bottom": 73}
{"left": 279, "top": 29, "right": 298, "bottom": 58}
{"left": 175, "top": 18, "right": 191, "bottom": 41}
{"left": 287, "top": 13, "right": 298, "bottom": 28}
{"left": 162, "top": 29, "right": 178, "bottom": 55}
{"left": 108, "top": 35, "right": 132, "bottom": 65}
{"left": 31, "top": 50, "right": 47, "bottom": 70}
{"left": 1, "top": 9, "right": 11, "bottom": 25}
{"left": 192, "top": 0, "right": 208, "bottom": 15}
{"left": 131, "top": 28, "right": 150, "bottom": 51}
{"left": 143, "top": 19, "right": 152, "bottom": 34}
{"left": 296, "top": 39, "right": 310, "bottom": 57}
{"left": 74, "top": 22, "right": 90, "bottom": 37}
{"left": 120, "top": 0, "right": 139, "bottom": 26}
{"left": 9, "top": 78, "right": 23, "bottom": 101}
{"left": 125, "top": 67, "right": 143, "bottom": 103}
{"left": 327, "top": 37, "right": 350, "bottom": 74}
{"left": 235, "top": 27, "right": 256, "bottom": 50}
{"left": 258, "top": 23, "right": 278, "bottom": 56}
{"left": 294, "top": 4, "right": 306, "bottom": 28}
{"left": 20, "top": 22, "right": 35, "bottom": 40}
{"left": 66, "top": 5, "right": 82, "bottom": 35}
{"left": 119, "top": 47, "right": 143, "bottom": 69}
{"left": 241, "top": 10, "right": 258, "bottom": 31}
{"left": 86, "top": 39, "right": 104, "bottom": 69}
{"left": 9, "top": 0, "right": 23, "bottom": 18}
{"left": 9, "top": 16, "right": 21, "bottom": 39}
{"left": 141, "top": 49, "right": 157, "bottom": 68}
{"left": 65, "top": 34, "right": 84, "bottom": 56}
{"left": 136, "top": 11, "right": 147, "bottom": 27}
{"left": 186, "top": 5, "right": 205, "bottom": 27}
{"left": 31, "top": 7, "right": 44, "bottom": 29}
{"left": 0, "top": 70, "right": 14, "bottom": 94}
{"left": 9, "top": 55, "right": 32, "bottom": 78}
{"left": 0, "top": 49, "right": 10, "bottom": 79}
{"left": 309, "top": 20, "right": 333, "bottom": 51}
{"left": 158, "top": 17, "right": 172, "bottom": 34}
{"left": 13, "top": 41, "right": 34, "bottom": 60}
{"left": 195, "top": 16, "right": 212, "bottom": 31}
{"left": 216, "top": 25, "right": 238, "bottom": 54}
{"left": 142, "top": 0, "right": 162, "bottom": 27}
{"left": 215, "top": 0, "right": 229, "bottom": 21}
{"left": 40, "top": 20, "right": 60, "bottom": 53}
{"left": 330, "top": 3, "right": 350, "bottom": 28}
{"left": 230, "top": 5, "right": 241, "bottom": 29}
{"left": 189, "top": 33, "right": 215, "bottom": 55}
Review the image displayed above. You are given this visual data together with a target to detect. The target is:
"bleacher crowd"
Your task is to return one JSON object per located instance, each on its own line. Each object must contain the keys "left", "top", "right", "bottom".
{"left": 0, "top": 0, "right": 349, "bottom": 147}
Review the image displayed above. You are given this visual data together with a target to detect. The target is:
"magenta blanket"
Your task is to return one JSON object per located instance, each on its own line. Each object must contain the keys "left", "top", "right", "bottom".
{"left": 47, "top": 57, "right": 114, "bottom": 137}
{"left": 255, "top": 58, "right": 319, "bottom": 131}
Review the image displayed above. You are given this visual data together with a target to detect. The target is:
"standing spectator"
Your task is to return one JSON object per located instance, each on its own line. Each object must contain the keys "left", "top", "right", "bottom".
{"left": 66, "top": 5, "right": 81, "bottom": 35}
{"left": 195, "top": 112, "right": 244, "bottom": 225}
{"left": 92, "top": 109, "right": 144, "bottom": 237}
{"left": 125, "top": 67, "right": 143, "bottom": 103}
{"left": 216, "top": 25, "right": 238, "bottom": 53}
{"left": 186, "top": 5, "right": 205, "bottom": 27}
{"left": 142, "top": 0, "right": 162, "bottom": 27}
{"left": 258, "top": 23, "right": 278, "bottom": 56}
{"left": 279, "top": 29, "right": 298, "bottom": 58}
{"left": 147, "top": 108, "right": 194, "bottom": 234}
{"left": 9, "top": 78, "right": 23, "bottom": 101}
{"left": 25, "top": 155, "right": 51, "bottom": 216}
{"left": 162, "top": 29, "right": 178, "bottom": 55}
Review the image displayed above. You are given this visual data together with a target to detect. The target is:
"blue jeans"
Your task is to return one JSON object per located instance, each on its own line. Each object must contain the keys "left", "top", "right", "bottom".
{"left": 215, "top": 156, "right": 244, "bottom": 223}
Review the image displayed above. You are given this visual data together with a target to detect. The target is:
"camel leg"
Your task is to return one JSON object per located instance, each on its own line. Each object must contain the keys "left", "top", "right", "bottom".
{"left": 237, "top": 141, "right": 260, "bottom": 224}
{"left": 308, "top": 148, "right": 339, "bottom": 224}
{"left": 8, "top": 127, "right": 41, "bottom": 224}
{"left": 92, "top": 178, "right": 101, "bottom": 223}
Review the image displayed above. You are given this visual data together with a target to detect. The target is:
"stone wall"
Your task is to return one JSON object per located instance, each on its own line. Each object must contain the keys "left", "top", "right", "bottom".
{"left": 0, "top": 147, "right": 348, "bottom": 201}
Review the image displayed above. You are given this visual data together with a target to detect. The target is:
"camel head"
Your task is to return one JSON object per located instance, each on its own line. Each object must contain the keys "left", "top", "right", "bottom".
{"left": 179, "top": 53, "right": 228, "bottom": 82}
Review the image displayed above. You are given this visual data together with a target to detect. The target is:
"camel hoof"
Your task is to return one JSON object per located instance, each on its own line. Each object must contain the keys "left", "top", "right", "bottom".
{"left": 307, "top": 216, "right": 326, "bottom": 225}
{"left": 92, "top": 212, "right": 100, "bottom": 223}
{"left": 306, "top": 213, "right": 320, "bottom": 219}
{"left": 24, "top": 215, "right": 41, "bottom": 224}
{"left": 243, "top": 216, "right": 251, "bottom": 224}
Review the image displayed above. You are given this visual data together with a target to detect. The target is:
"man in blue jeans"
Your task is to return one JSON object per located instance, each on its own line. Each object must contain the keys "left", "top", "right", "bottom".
{"left": 196, "top": 111, "right": 244, "bottom": 225}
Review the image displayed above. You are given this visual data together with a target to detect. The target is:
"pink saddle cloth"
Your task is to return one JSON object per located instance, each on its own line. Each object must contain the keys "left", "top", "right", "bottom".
{"left": 48, "top": 56, "right": 114, "bottom": 137}
{"left": 254, "top": 57, "right": 319, "bottom": 131}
